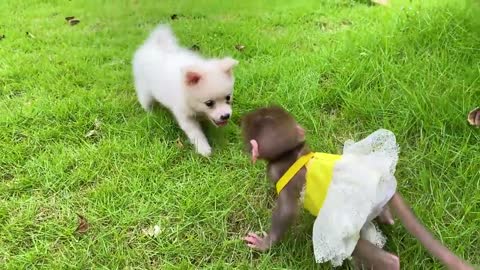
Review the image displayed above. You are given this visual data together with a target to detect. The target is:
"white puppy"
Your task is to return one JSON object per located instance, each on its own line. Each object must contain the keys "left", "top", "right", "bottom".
{"left": 132, "top": 24, "right": 238, "bottom": 156}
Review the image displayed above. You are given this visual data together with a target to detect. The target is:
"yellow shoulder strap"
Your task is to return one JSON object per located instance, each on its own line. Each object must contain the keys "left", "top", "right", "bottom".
{"left": 276, "top": 152, "right": 315, "bottom": 194}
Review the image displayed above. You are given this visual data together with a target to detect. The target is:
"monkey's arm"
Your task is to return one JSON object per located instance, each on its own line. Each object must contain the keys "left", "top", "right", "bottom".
{"left": 244, "top": 188, "right": 299, "bottom": 251}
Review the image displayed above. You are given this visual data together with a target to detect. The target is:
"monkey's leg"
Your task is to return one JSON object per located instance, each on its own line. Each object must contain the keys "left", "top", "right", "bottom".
{"left": 377, "top": 205, "right": 394, "bottom": 225}
{"left": 389, "top": 193, "right": 474, "bottom": 270}
{"left": 352, "top": 239, "right": 400, "bottom": 270}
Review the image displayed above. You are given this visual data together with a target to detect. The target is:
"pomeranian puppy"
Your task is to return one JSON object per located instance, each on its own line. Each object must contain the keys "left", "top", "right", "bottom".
{"left": 132, "top": 24, "right": 238, "bottom": 156}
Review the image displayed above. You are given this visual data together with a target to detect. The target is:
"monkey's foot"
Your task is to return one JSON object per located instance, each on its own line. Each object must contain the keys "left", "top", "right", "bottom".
{"left": 377, "top": 206, "right": 395, "bottom": 225}
{"left": 354, "top": 253, "right": 400, "bottom": 270}
{"left": 243, "top": 232, "right": 269, "bottom": 251}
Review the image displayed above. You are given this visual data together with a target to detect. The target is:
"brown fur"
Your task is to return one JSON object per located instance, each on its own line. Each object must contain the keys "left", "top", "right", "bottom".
{"left": 241, "top": 105, "right": 473, "bottom": 270}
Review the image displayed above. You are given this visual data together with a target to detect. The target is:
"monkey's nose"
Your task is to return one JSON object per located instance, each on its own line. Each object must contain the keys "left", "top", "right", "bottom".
{"left": 220, "top": 113, "right": 230, "bottom": 120}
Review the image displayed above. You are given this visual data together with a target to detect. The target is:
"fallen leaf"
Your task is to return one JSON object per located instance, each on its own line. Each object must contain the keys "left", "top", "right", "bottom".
{"left": 153, "top": 225, "right": 160, "bottom": 236}
{"left": 69, "top": 19, "right": 80, "bottom": 26}
{"left": 372, "top": 0, "right": 389, "bottom": 6}
{"left": 142, "top": 225, "right": 161, "bottom": 237}
{"left": 75, "top": 214, "right": 89, "bottom": 234}
{"left": 26, "top": 32, "right": 35, "bottom": 39}
{"left": 13, "top": 131, "right": 27, "bottom": 143}
{"left": 175, "top": 138, "right": 184, "bottom": 148}
{"left": 317, "top": 21, "right": 328, "bottom": 30}
{"left": 85, "top": 119, "right": 102, "bottom": 138}
{"left": 235, "top": 44, "right": 245, "bottom": 51}
{"left": 141, "top": 228, "right": 149, "bottom": 236}
{"left": 94, "top": 118, "right": 102, "bottom": 130}
{"left": 467, "top": 107, "right": 480, "bottom": 127}
{"left": 190, "top": 44, "right": 200, "bottom": 51}
{"left": 2, "top": 173, "right": 14, "bottom": 181}
{"left": 85, "top": 129, "right": 97, "bottom": 138}
{"left": 65, "top": 16, "right": 75, "bottom": 21}
{"left": 170, "top": 14, "right": 178, "bottom": 20}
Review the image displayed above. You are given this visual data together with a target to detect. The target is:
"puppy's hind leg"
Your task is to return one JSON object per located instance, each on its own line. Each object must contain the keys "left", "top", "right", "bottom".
{"left": 137, "top": 92, "right": 154, "bottom": 111}
{"left": 134, "top": 79, "right": 154, "bottom": 111}
{"left": 174, "top": 113, "right": 212, "bottom": 156}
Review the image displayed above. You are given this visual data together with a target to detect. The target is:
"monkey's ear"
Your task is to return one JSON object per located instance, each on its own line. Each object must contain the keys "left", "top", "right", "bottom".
{"left": 296, "top": 125, "right": 305, "bottom": 140}
{"left": 250, "top": 139, "right": 259, "bottom": 164}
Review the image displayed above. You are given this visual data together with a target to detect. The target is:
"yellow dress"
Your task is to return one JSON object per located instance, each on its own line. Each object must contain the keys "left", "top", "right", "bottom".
{"left": 276, "top": 152, "right": 342, "bottom": 216}
{"left": 275, "top": 129, "right": 399, "bottom": 267}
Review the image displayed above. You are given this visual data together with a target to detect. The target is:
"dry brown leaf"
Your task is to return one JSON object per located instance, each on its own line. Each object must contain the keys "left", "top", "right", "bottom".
{"left": 372, "top": 0, "right": 389, "bottom": 6}
{"left": 85, "top": 129, "right": 97, "bottom": 138}
{"left": 175, "top": 138, "right": 184, "bottom": 148}
{"left": 85, "top": 119, "right": 102, "bottom": 138}
{"left": 75, "top": 214, "right": 89, "bottom": 234}
{"left": 235, "top": 44, "right": 245, "bottom": 51}
{"left": 94, "top": 118, "right": 102, "bottom": 130}
{"left": 142, "top": 225, "right": 161, "bottom": 237}
{"left": 13, "top": 131, "right": 27, "bottom": 143}
{"left": 467, "top": 107, "right": 480, "bottom": 127}
{"left": 69, "top": 19, "right": 80, "bottom": 26}
{"left": 190, "top": 44, "right": 200, "bottom": 51}
{"left": 2, "top": 173, "right": 14, "bottom": 181}
{"left": 26, "top": 32, "right": 35, "bottom": 39}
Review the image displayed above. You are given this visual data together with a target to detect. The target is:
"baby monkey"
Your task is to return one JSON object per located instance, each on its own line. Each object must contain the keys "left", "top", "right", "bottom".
{"left": 241, "top": 106, "right": 473, "bottom": 270}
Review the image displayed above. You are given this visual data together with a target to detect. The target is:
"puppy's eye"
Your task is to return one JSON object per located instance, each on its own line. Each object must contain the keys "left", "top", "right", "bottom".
{"left": 226, "top": 95, "right": 231, "bottom": 102}
{"left": 204, "top": 100, "right": 215, "bottom": 108}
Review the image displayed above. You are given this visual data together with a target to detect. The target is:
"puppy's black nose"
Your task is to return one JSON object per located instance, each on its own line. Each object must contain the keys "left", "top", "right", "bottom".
{"left": 220, "top": 113, "right": 230, "bottom": 120}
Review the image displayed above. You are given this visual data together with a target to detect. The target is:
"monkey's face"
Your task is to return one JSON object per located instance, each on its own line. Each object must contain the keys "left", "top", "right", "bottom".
{"left": 241, "top": 106, "right": 305, "bottom": 162}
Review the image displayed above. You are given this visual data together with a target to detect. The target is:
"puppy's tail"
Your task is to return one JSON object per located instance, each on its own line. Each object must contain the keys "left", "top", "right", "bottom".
{"left": 147, "top": 24, "right": 178, "bottom": 50}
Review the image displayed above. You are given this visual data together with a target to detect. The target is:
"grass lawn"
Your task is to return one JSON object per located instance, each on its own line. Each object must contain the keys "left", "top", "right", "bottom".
{"left": 1, "top": 0, "right": 479, "bottom": 268}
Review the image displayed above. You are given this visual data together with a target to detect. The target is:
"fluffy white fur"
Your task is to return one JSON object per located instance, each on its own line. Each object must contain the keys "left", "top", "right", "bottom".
{"left": 132, "top": 24, "right": 238, "bottom": 156}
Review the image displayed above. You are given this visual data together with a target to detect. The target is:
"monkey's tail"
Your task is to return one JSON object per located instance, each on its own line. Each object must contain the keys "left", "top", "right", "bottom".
{"left": 390, "top": 193, "right": 473, "bottom": 270}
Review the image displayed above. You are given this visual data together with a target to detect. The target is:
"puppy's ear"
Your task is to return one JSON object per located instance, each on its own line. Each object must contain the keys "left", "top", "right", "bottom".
{"left": 218, "top": 57, "right": 238, "bottom": 76}
{"left": 183, "top": 66, "right": 203, "bottom": 86}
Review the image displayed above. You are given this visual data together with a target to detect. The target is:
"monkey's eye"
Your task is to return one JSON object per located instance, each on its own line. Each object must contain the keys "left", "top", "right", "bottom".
{"left": 226, "top": 95, "right": 231, "bottom": 102}
{"left": 204, "top": 100, "right": 215, "bottom": 108}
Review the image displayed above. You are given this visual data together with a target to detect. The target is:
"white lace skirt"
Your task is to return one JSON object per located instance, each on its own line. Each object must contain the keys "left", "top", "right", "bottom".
{"left": 312, "top": 129, "right": 399, "bottom": 267}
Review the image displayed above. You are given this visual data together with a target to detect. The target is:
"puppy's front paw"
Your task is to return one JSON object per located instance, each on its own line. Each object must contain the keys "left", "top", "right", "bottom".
{"left": 196, "top": 143, "right": 212, "bottom": 157}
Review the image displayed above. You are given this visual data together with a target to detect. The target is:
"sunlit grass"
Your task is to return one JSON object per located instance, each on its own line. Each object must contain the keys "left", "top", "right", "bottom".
{"left": 0, "top": 0, "right": 479, "bottom": 268}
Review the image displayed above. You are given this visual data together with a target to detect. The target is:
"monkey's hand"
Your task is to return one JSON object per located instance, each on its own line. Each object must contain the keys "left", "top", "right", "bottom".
{"left": 244, "top": 232, "right": 271, "bottom": 251}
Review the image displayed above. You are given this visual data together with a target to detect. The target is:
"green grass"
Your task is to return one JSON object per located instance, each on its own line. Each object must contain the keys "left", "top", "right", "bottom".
{"left": 1, "top": 0, "right": 479, "bottom": 268}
